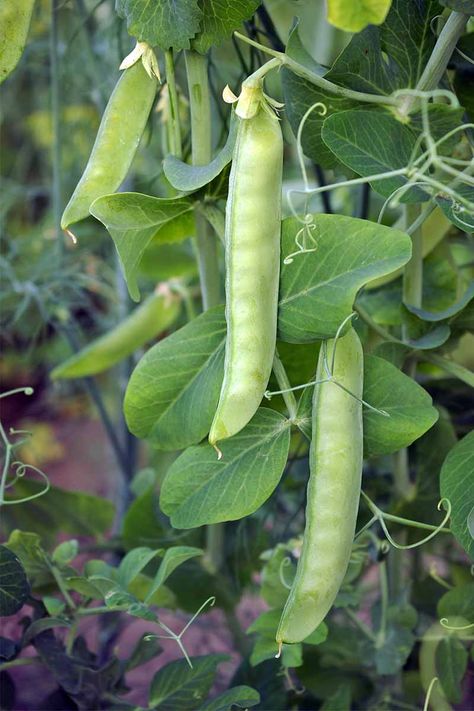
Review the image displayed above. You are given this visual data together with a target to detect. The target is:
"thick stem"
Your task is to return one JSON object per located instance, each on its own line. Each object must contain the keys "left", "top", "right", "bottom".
{"left": 165, "top": 50, "right": 182, "bottom": 158}
{"left": 185, "top": 51, "right": 220, "bottom": 311}
{"left": 416, "top": 11, "right": 469, "bottom": 93}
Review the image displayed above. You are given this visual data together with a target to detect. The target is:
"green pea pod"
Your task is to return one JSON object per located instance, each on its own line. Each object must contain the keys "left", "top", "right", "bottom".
{"left": 208, "top": 85, "right": 283, "bottom": 450}
{"left": 51, "top": 290, "right": 180, "bottom": 379}
{"left": 61, "top": 62, "right": 157, "bottom": 230}
{"left": 0, "top": 0, "right": 35, "bottom": 85}
{"left": 277, "top": 327, "right": 363, "bottom": 645}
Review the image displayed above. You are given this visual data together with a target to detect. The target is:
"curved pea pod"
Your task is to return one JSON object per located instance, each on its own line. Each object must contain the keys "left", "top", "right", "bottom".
{"left": 0, "top": 0, "right": 35, "bottom": 85}
{"left": 277, "top": 327, "right": 363, "bottom": 645}
{"left": 208, "top": 85, "right": 283, "bottom": 450}
{"left": 61, "top": 62, "right": 157, "bottom": 230}
{"left": 51, "top": 289, "right": 180, "bottom": 379}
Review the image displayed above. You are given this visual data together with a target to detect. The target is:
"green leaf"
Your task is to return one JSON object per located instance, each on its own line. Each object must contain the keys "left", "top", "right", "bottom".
{"left": 286, "top": 19, "right": 324, "bottom": 75}
{"left": 440, "top": 0, "right": 474, "bottom": 12}
{"left": 0, "top": 0, "right": 36, "bottom": 85}
{"left": 116, "top": 0, "right": 202, "bottom": 51}
{"left": 90, "top": 193, "right": 194, "bottom": 301}
{"left": 375, "top": 625, "right": 415, "bottom": 675}
{"left": 438, "top": 583, "right": 474, "bottom": 623}
{"left": 440, "top": 432, "right": 474, "bottom": 559}
{"left": 436, "top": 636, "right": 468, "bottom": 703}
{"left": 327, "top": 0, "right": 392, "bottom": 32}
{"left": 145, "top": 546, "right": 202, "bottom": 601}
{"left": 52, "top": 540, "right": 78, "bottom": 567}
{"left": 51, "top": 292, "right": 181, "bottom": 379}
{"left": 192, "top": 0, "right": 260, "bottom": 54}
{"left": 125, "top": 306, "right": 225, "bottom": 450}
{"left": 4, "top": 530, "right": 51, "bottom": 588}
{"left": 128, "top": 573, "right": 176, "bottom": 608}
{"left": 4, "top": 481, "right": 115, "bottom": 543}
{"left": 122, "top": 488, "right": 166, "bottom": 548}
{"left": 278, "top": 215, "right": 411, "bottom": 343}
{"left": 139, "top": 243, "right": 197, "bottom": 282}
{"left": 198, "top": 686, "right": 260, "bottom": 711}
{"left": 149, "top": 654, "right": 228, "bottom": 710}
{"left": 363, "top": 355, "right": 439, "bottom": 457}
{"left": 22, "top": 617, "right": 71, "bottom": 645}
{"left": 436, "top": 184, "right": 474, "bottom": 233}
{"left": 43, "top": 595, "right": 66, "bottom": 616}
{"left": 250, "top": 634, "right": 302, "bottom": 668}
{"left": 260, "top": 543, "right": 296, "bottom": 609}
{"left": 117, "top": 547, "right": 163, "bottom": 588}
{"left": 164, "top": 113, "right": 237, "bottom": 192}
{"left": 320, "top": 685, "right": 351, "bottom": 711}
{"left": 322, "top": 110, "right": 425, "bottom": 201}
{"left": 126, "top": 632, "right": 162, "bottom": 671}
{"left": 405, "top": 282, "right": 474, "bottom": 322}
{"left": 0, "top": 545, "right": 30, "bottom": 616}
{"left": 161, "top": 409, "right": 291, "bottom": 528}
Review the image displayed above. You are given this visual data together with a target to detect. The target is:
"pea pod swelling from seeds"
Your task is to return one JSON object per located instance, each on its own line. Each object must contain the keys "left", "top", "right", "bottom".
{"left": 61, "top": 62, "right": 157, "bottom": 231}
{"left": 208, "top": 84, "right": 283, "bottom": 452}
{"left": 277, "top": 327, "right": 363, "bottom": 645}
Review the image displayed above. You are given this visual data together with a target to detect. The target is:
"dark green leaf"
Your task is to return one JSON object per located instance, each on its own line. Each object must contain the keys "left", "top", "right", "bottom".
{"left": 440, "top": 0, "right": 474, "bottom": 11}
{"left": 0, "top": 545, "right": 30, "bottom": 616}
{"left": 375, "top": 626, "right": 415, "bottom": 675}
{"left": 149, "top": 654, "right": 228, "bottom": 710}
{"left": 192, "top": 0, "right": 260, "bottom": 54}
{"left": 124, "top": 306, "right": 225, "bottom": 450}
{"left": 436, "top": 636, "right": 468, "bottom": 703}
{"left": 4, "top": 530, "right": 51, "bottom": 588}
{"left": 116, "top": 0, "right": 202, "bottom": 51}
{"left": 160, "top": 409, "right": 291, "bottom": 528}
{"left": 90, "top": 193, "right": 194, "bottom": 301}
{"left": 126, "top": 632, "right": 162, "bottom": 671}
{"left": 440, "top": 432, "right": 474, "bottom": 559}
{"left": 438, "top": 583, "right": 474, "bottom": 624}
{"left": 122, "top": 488, "right": 166, "bottom": 548}
{"left": 198, "top": 685, "right": 260, "bottom": 711}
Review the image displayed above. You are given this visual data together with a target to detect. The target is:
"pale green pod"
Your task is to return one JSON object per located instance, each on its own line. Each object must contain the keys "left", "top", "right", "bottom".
{"left": 277, "top": 327, "right": 363, "bottom": 644}
{"left": 208, "top": 94, "right": 283, "bottom": 449}
{"left": 61, "top": 62, "right": 157, "bottom": 230}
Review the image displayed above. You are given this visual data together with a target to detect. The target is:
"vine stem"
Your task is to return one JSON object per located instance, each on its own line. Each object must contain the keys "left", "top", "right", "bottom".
{"left": 272, "top": 351, "right": 298, "bottom": 420}
{"left": 50, "top": 0, "right": 63, "bottom": 253}
{"left": 165, "top": 50, "right": 182, "bottom": 158}
{"left": 185, "top": 51, "right": 222, "bottom": 570}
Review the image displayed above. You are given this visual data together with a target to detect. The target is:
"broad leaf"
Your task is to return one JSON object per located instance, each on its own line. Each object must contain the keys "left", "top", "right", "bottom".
{"left": 145, "top": 546, "right": 202, "bottom": 601}
{"left": 164, "top": 113, "right": 237, "bottom": 192}
{"left": 192, "top": 0, "right": 260, "bottom": 54}
{"left": 149, "top": 654, "right": 228, "bottom": 710}
{"left": 90, "top": 193, "right": 194, "bottom": 301}
{"left": 436, "top": 636, "right": 468, "bottom": 703}
{"left": 0, "top": 0, "right": 35, "bottom": 85}
{"left": 124, "top": 306, "right": 225, "bottom": 450}
{"left": 116, "top": 0, "right": 202, "bottom": 51}
{"left": 278, "top": 215, "right": 411, "bottom": 342}
{"left": 0, "top": 545, "right": 30, "bottom": 616}
{"left": 199, "top": 686, "right": 260, "bottom": 711}
{"left": 160, "top": 409, "right": 291, "bottom": 528}
{"left": 327, "top": 0, "right": 392, "bottom": 32}
{"left": 440, "top": 431, "right": 474, "bottom": 559}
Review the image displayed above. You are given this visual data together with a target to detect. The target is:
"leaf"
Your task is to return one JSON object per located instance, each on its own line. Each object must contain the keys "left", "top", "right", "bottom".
{"left": 52, "top": 540, "right": 78, "bottom": 567}
{"left": 440, "top": 0, "right": 474, "bottom": 11}
{"left": 278, "top": 214, "right": 411, "bottom": 343}
{"left": 4, "top": 482, "right": 115, "bottom": 543}
{"left": 126, "top": 632, "right": 162, "bottom": 671}
{"left": 116, "top": 0, "right": 202, "bottom": 51}
{"left": 435, "top": 184, "right": 474, "bottom": 233}
{"left": 145, "top": 546, "right": 202, "bottom": 601}
{"left": 320, "top": 685, "right": 352, "bottom": 711}
{"left": 363, "top": 355, "right": 439, "bottom": 457}
{"left": 438, "top": 583, "right": 474, "bottom": 623}
{"left": 149, "top": 654, "right": 228, "bottom": 710}
{"left": 405, "top": 282, "right": 474, "bottom": 322}
{"left": 440, "top": 432, "right": 474, "bottom": 559}
{"left": 322, "top": 110, "right": 425, "bottom": 201}
{"left": 117, "top": 547, "right": 163, "bottom": 588}
{"left": 4, "top": 531, "right": 51, "bottom": 588}
{"left": 51, "top": 292, "right": 181, "bottom": 378}
{"left": 160, "top": 409, "right": 291, "bottom": 528}
{"left": 90, "top": 193, "right": 194, "bottom": 301}
{"left": 327, "top": 0, "right": 392, "bottom": 32}
{"left": 285, "top": 19, "right": 324, "bottom": 75}
{"left": 436, "top": 636, "right": 468, "bottom": 703}
{"left": 0, "top": 545, "right": 30, "bottom": 617}
{"left": 260, "top": 543, "right": 296, "bottom": 609}
{"left": 164, "top": 113, "right": 237, "bottom": 192}
{"left": 22, "top": 618, "right": 71, "bottom": 646}
{"left": 198, "top": 686, "right": 260, "bottom": 711}
{"left": 0, "top": 0, "right": 35, "bottom": 85}
{"left": 192, "top": 0, "right": 260, "bottom": 54}
{"left": 375, "top": 625, "right": 415, "bottom": 675}
{"left": 250, "top": 634, "right": 302, "bottom": 668}
{"left": 124, "top": 306, "right": 225, "bottom": 450}
{"left": 122, "top": 488, "right": 166, "bottom": 548}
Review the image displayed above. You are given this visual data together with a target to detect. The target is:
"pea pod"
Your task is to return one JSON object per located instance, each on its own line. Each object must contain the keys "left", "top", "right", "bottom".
{"left": 61, "top": 62, "right": 157, "bottom": 230}
{"left": 277, "top": 327, "right": 363, "bottom": 644}
{"left": 51, "top": 289, "right": 180, "bottom": 379}
{"left": 208, "top": 84, "right": 283, "bottom": 450}
{"left": 0, "top": 0, "right": 35, "bottom": 85}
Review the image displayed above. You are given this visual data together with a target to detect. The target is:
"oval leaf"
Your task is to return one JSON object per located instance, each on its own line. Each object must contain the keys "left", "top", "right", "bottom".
{"left": 440, "top": 431, "right": 474, "bottom": 559}
{"left": 0, "top": 545, "right": 30, "bottom": 617}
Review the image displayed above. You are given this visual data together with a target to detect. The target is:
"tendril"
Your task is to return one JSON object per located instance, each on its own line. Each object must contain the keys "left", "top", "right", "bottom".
{"left": 423, "top": 677, "right": 439, "bottom": 711}
{"left": 278, "top": 557, "right": 294, "bottom": 590}
{"left": 440, "top": 618, "right": 474, "bottom": 631}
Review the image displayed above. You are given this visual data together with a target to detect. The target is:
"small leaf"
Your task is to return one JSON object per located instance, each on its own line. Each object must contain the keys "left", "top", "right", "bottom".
{"left": 145, "top": 546, "right": 202, "bottom": 601}
{"left": 438, "top": 583, "right": 474, "bottom": 623}
{"left": 164, "top": 113, "right": 238, "bottom": 192}
{"left": 22, "top": 618, "right": 71, "bottom": 646}
{"left": 436, "top": 636, "right": 468, "bottom": 703}
{"left": 0, "top": 0, "right": 36, "bottom": 85}
{"left": 116, "top": 0, "right": 202, "bottom": 51}
{"left": 440, "top": 432, "right": 474, "bottom": 559}
{"left": 192, "top": 0, "right": 260, "bottom": 54}
{"left": 52, "top": 540, "right": 78, "bottom": 567}
{"left": 126, "top": 632, "right": 162, "bottom": 671}
{"left": 43, "top": 596, "right": 66, "bottom": 616}
{"left": 320, "top": 685, "right": 352, "bottom": 711}
{"left": 124, "top": 306, "right": 226, "bottom": 450}
{"left": 160, "top": 409, "right": 291, "bottom": 528}
{"left": 375, "top": 626, "right": 415, "bottom": 675}
{"left": 90, "top": 193, "right": 194, "bottom": 301}
{"left": 149, "top": 654, "right": 228, "bottom": 710}
{"left": 436, "top": 184, "right": 474, "bottom": 233}
{"left": 198, "top": 685, "right": 260, "bottom": 711}
{"left": 327, "top": 0, "right": 392, "bottom": 32}
{"left": 4, "top": 531, "right": 51, "bottom": 588}
{"left": 117, "top": 547, "right": 163, "bottom": 588}
{"left": 0, "top": 545, "right": 30, "bottom": 617}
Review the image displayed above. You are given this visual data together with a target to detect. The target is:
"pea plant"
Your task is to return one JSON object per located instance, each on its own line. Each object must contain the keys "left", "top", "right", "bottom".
{"left": 1, "top": 0, "right": 473, "bottom": 709}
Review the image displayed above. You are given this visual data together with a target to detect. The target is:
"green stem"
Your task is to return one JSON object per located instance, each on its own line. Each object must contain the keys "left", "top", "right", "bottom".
{"left": 272, "top": 351, "right": 298, "bottom": 420}
{"left": 165, "top": 50, "right": 182, "bottom": 158}
{"left": 76, "top": 605, "right": 116, "bottom": 616}
{"left": 0, "top": 421, "right": 12, "bottom": 507}
{"left": 416, "top": 11, "right": 469, "bottom": 93}
{"left": 393, "top": 448, "right": 413, "bottom": 501}
{"left": 49, "top": 563, "right": 77, "bottom": 610}
{"left": 345, "top": 607, "right": 377, "bottom": 643}
{"left": 403, "top": 203, "right": 423, "bottom": 311}
{"left": 50, "top": 0, "right": 63, "bottom": 252}
{"left": 185, "top": 51, "right": 221, "bottom": 311}
{"left": 376, "top": 560, "right": 389, "bottom": 647}
{"left": 0, "top": 657, "right": 41, "bottom": 671}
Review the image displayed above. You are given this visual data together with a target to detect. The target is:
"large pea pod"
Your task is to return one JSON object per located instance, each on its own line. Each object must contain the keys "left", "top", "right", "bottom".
{"left": 277, "top": 327, "right": 363, "bottom": 645}
{"left": 51, "top": 289, "right": 180, "bottom": 379}
{"left": 208, "top": 85, "right": 283, "bottom": 450}
{"left": 61, "top": 62, "right": 157, "bottom": 230}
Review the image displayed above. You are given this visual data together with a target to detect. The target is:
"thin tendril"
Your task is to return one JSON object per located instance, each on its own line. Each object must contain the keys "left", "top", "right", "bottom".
{"left": 423, "top": 677, "right": 439, "bottom": 711}
{"left": 439, "top": 618, "right": 474, "bottom": 631}
{"left": 278, "top": 557, "right": 294, "bottom": 590}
